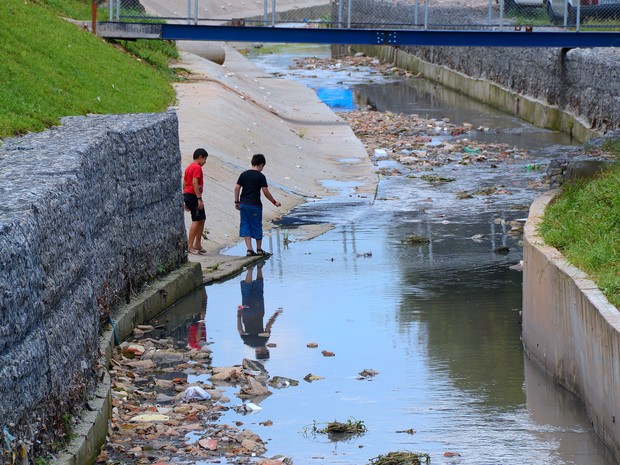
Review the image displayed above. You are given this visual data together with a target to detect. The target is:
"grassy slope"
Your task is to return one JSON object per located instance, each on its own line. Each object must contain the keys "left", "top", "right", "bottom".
{"left": 540, "top": 161, "right": 620, "bottom": 308}
{"left": 0, "top": 0, "right": 176, "bottom": 138}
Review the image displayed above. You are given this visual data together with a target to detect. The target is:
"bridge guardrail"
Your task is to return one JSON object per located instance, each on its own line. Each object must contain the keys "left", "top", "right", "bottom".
{"left": 109, "top": 0, "right": 620, "bottom": 32}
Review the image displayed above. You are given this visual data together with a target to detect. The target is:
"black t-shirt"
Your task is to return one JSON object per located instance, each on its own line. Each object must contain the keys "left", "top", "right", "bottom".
{"left": 237, "top": 169, "right": 268, "bottom": 207}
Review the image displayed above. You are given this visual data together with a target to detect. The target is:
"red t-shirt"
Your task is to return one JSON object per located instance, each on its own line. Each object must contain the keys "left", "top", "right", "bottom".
{"left": 183, "top": 162, "right": 204, "bottom": 195}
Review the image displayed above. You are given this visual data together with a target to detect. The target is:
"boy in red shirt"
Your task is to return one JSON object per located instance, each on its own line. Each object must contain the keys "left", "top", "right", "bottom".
{"left": 183, "top": 148, "right": 209, "bottom": 255}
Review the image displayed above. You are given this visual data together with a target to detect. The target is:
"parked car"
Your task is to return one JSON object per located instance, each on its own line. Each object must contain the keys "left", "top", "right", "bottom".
{"left": 504, "top": 0, "right": 544, "bottom": 12}
{"left": 547, "top": 0, "right": 620, "bottom": 24}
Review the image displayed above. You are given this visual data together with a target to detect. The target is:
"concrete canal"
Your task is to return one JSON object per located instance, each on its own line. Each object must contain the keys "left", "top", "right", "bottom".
{"left": 149, "top": 45, "right": 616, "bottom": 464}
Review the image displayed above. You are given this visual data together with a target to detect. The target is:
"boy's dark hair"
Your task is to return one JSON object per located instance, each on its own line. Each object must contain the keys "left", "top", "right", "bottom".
{"left": 251, "top": 154, "right": 266, "bottom": 167}
{"left": 193, "top": 148, "right": 209, "bottom": 160}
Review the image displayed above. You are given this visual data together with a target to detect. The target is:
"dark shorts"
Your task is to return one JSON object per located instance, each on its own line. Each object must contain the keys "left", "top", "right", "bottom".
{"left": 184, "top": 193, "right": 206, "bottom": 222}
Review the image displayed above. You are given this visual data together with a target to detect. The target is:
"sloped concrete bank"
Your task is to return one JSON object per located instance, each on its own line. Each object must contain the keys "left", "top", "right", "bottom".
{"left": 0, "top": 112, "right": 204, "bottom": 462}
{"left": 341, "top": 44, "right": 620, "bottom": 142}
{"left": 523, "top": 192, "right": 620, "bottom": 463}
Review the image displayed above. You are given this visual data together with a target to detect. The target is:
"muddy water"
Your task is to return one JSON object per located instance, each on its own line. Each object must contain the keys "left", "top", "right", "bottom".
{"left": 156, "top": 46, "right": 617, "bottom": 464}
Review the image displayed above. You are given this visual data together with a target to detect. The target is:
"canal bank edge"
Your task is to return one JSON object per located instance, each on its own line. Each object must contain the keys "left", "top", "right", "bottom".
{"left": 523, "top": 191, "right": 620, "bottom": 463}
{"left": 54, "top": 261, "right": 203, "bottom": 465}
{"left": 341, "top": 44, "right": 617, "bottom": 143}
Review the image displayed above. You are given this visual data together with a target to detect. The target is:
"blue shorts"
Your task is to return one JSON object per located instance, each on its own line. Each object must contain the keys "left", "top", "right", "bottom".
{"left": 239, "top": 204, "right": 263, "bottom": 240}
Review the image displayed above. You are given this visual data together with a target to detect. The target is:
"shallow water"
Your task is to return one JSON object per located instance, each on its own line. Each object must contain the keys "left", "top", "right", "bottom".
{"left": 153, "top": 45, "right": 617, "bottom": 464}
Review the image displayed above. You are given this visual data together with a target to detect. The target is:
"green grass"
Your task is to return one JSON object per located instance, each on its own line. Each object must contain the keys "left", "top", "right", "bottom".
{"left": 539, "top": 160, "right": 620, "bottom": 308}
{"left": 0, "top": 0, "right": 178, "bottom": 138}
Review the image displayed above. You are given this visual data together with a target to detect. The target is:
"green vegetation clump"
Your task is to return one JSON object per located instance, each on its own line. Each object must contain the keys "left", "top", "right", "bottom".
{"left": 539, "top": 161, "right": 620, "bottom": 308}
{"left": 0, "top": 0, "right": 177, "bottom": 138}
{"left": 369, "top": 451, "right": 431, "bottom": 465}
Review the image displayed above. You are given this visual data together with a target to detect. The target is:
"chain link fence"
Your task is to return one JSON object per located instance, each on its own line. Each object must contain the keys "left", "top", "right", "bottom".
{"left": 112, "top": 0, "right": 620, "bottom": 31}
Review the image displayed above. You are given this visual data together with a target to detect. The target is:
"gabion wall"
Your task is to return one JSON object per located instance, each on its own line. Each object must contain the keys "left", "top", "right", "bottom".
{"left": 0, "top": 111, "right": 186, "bottom": 458}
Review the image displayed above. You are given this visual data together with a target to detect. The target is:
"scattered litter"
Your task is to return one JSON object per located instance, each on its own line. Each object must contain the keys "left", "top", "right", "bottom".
{"left": 463, "top": 146, "right": 480, "bottom": 154}
{"left": 235, "top": 402, "right": 263, "bottom": 414}
{"left": 509, "top": 261, "right": 524, "bottom": 271}
{"left": 419, "top": 174, "right": 455, "bottom": 183}
{"left": 183, "top": 386, "right": 211, "bottom": 401}
{"left": 129, "top": 414, "right": 170, "bottom": 422}
{"left": 268, "top": 376, "right": 299, "bottom": 388}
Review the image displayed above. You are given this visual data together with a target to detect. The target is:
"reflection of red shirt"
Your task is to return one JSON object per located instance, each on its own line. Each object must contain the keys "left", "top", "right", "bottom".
{"left": 188, "top": 322, "right": 206, "bottom": 349}
{"left": 183, "top": 163, "right": 204, "bottom": 195}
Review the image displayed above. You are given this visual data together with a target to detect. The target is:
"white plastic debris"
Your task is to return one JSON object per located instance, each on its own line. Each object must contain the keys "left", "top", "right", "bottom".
{"left": 236, "top": 402, "right": 263, "bottom": 414}
{"left": 183, "top": 386, "right": 211, "bottom": 401}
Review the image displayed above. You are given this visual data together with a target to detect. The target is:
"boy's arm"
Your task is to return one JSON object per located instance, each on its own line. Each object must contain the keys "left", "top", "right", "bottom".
{"left": 262, "top": 187, "right": 281, "bottom": 207}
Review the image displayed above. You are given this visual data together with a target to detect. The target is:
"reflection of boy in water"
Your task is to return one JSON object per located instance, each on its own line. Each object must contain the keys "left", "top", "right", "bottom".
{"left": 237, "top": 264, "right": 281, "bottom": 359}
{"left": 187, "top": 288, "right": 207, "bottom": 350}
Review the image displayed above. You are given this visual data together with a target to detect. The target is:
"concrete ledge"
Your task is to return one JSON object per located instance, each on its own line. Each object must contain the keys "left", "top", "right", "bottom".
{"left": 523, "top": 191, "right": 620, "bottom": 463}
{"left": 54, "top": 372, "right": 111, "bottom": 465}
{"left": 54, "top": 261, "right": 203, "bottom": 465}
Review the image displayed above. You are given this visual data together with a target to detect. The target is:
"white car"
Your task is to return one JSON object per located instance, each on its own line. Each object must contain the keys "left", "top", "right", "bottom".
{"left": 502, "top": 0, "right": 545, "bottom": 13}
{"left": 547, "top": 0, "right": 620, "bottom": 24}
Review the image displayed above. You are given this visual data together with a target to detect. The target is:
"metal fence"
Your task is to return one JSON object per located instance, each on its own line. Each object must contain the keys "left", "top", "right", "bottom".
{"left": 109, "top": 0, "right": 620, "bottom": 31}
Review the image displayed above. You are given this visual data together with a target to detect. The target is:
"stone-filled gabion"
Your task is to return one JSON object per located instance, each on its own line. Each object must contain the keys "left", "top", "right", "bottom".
{"left": 0, "top": 111, "right": 186, "bottom": 458}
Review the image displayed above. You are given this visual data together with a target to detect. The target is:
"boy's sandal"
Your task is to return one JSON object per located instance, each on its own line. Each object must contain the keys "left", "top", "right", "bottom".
{"left": 256, "top": 249, "right": 267, "bottom": 256}
{"left": 196, "top": 248, "right": 207, "bottom": 255}
{"left": 246, "top": 250, "right": 257, "bottom": 257}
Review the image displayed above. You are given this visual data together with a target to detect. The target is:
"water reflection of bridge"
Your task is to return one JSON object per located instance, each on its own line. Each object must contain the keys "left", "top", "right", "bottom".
{"left": 97, "top": 0, "right": 620, "bottom": 47}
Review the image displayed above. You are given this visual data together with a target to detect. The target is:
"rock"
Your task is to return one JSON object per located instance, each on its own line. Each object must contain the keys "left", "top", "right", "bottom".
{"left": 239, "top": 376, "right": 271, "bottom": 397}
{"left": 211, "top": 366, "right": 244, "bottom": 382}
{"left": 358, "top": 369, "right": 379, "bottom": 379}
{"left": 494, "top": 246, "right": 510, "bottom": 254}
{"left": 123, "top": 343, "right": 146, "bottom": 356}
{"left": 124, "top": 359, "right": 155, "bottom": 369}
{"left": 241, "top": 438, "right": 264, "bottom": 453}
{"left": 198, "top": 438, "right": 218, "bottom": 450}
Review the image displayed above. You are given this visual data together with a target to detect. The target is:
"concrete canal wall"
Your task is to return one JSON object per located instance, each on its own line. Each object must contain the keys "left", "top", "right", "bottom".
{"left": 523, "top": 192, "right": 620, "bottom": 462}
{"left": 341, "top": 40, "right": 620, "bottom": 460}
{"left": 0, "top": 112, "right": 202, "bottom": 460}
{"left": 343, "top": 44, "right": 620, "bottom": 142}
